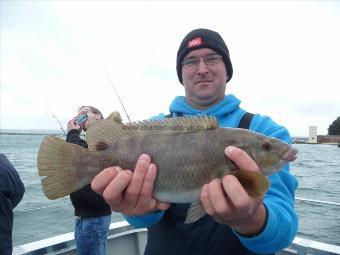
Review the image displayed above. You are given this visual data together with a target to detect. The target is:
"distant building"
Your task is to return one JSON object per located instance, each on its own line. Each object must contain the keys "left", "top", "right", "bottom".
{"left": 317, "top": 135, "right": 340, "bottom": 144}
{"left": 309, "top": 126, "right": 318, "bottom": 143}
{"left": 308, "top": 125, "right": 340, "bottom": 144}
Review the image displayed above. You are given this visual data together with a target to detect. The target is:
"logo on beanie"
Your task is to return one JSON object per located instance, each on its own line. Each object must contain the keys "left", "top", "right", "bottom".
{"left": 188, "top": 37, "right": 202, "bottom": 48}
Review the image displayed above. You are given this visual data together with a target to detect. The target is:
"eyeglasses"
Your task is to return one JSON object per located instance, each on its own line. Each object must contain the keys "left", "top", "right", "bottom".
{"left": 182, "top": 54, "right": 223, "bottom": 70}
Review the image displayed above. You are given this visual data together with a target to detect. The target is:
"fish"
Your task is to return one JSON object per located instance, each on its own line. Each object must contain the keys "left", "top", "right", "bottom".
{"left": 37, "top": 113, "right": 298, "bottom": 223}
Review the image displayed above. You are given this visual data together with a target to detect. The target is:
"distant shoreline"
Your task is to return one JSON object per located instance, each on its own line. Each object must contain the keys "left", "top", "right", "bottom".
{"left": 0, "top": 129, "right": 65, "bottom": 136}
{"left": 293, "top": 142, "right": 340, "bottom": 146}
{"left": 1, "top": 131, "right": 337, "bottom": 145}
{"left": 0, "top": 132, "right": 64, "bottom": 136}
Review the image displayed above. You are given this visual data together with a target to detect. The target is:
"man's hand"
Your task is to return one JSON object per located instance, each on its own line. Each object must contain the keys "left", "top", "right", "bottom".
{"left": 201, "top": 146, "right": 267, "bottom": 236}
{"left": 91, "top": 154, "right": 170, "bottom": 215}
{"left": 67, "top": 118, "right": 80, "bottom": 132}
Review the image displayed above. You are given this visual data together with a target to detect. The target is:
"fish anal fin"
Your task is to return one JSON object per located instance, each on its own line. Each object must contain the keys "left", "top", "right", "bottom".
{"left": 185, "top": 202, "right": 206, "bottom": 224}
{"left": 233, "top": 171, "right": 269, "bottom": 197}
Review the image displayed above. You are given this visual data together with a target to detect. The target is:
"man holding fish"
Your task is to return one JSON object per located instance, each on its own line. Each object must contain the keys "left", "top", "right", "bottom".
{"left": 90, "top": 28, "right": 299, "bottom": 254}
{"left": 38, "top": 28, "right": 298, "bottom": 255}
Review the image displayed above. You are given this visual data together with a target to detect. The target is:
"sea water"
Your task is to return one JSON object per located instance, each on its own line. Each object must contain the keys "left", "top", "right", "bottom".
{"left": 0, "top": 131, "right": 339, "bottom": 247}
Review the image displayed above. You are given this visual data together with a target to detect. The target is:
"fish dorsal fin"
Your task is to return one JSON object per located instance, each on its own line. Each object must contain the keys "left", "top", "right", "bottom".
{"left": 86, "top": 118, "right": 127, "bottom": 151}
{"left": 86, "top": 114, "right": 219, "bottom": 151}
{"left": 106, "top": 111, "right": 123, "bottom": 123}
{"left": 126, "top": 115, "right": 218, "bottom": 133}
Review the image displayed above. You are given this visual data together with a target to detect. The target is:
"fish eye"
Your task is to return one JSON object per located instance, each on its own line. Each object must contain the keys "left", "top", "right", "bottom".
{"left": 262, "top": 141, "right": 271, "bottom": 151}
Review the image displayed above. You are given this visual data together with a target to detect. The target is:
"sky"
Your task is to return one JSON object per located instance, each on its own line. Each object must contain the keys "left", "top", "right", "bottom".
{"left": 1, "top": 0, "right": 340, "bottom": 137}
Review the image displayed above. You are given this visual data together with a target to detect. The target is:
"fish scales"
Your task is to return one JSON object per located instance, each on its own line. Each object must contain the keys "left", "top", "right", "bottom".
{"left": 90, "top": 131, "right": 225, "bottom": 202}
{"left": 83, "top": 129, "right": 255, "bottom": 200}
{"left": 129, "top": 131, "right": 226, "bottom": 202}
{"left": 152, "top": 132, "right": 225, "bottom": 199}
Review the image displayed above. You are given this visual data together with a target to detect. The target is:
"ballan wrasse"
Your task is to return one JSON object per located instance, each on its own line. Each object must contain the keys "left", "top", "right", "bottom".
{"left": 37, "top": 113, "right": 297, "bottom": 223}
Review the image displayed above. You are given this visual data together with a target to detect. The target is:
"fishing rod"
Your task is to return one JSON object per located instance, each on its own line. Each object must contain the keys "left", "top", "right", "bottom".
{"left": 47, "top": 112, "right": 67, "bottom": 136}
{"left": 105, "top": 72, "right": 132, "bottom": 124}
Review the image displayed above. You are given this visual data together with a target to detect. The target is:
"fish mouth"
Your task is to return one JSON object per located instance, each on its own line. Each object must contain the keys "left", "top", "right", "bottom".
{"left": 282, "top": 147, "right": 298, "bottom": 162}
{"left": 260, "top": 147, "right": 298, "bottom": 175}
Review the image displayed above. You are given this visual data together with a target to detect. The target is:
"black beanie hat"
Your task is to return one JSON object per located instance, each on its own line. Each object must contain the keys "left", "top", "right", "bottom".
{"left": 176, "top": 28, "right": 233, "bottom": 85}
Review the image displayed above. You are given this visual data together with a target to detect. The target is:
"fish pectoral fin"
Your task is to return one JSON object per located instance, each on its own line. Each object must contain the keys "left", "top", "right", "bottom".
{"left": 96, "top": 141, "right": 110, "bottom": 151}
{"left": 233, "top": 171, "right": 269, "bottom": 197}
{"left": 185, "top": 202, "right": 206, "bottom": 224}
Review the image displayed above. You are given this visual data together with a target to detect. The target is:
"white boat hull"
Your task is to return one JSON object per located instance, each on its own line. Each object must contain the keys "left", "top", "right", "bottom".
{"left": 13, "top": 220, "right": 340, "bottom": 255}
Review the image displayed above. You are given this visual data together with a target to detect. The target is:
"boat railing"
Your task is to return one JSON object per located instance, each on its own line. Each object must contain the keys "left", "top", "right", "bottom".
{"left": 13, "top": 220, "right": 340, "bottom": 255}
{"left": 296, "top": 197, "right": 340, "bottom": 206}
{"left": 13, "top": 197, "right": 340, "bottom": 255}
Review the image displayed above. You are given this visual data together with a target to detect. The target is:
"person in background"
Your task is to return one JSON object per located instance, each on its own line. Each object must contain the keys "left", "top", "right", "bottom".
{"left": 66, "top": 106, "right": 111, "bottom": 255}
{"left": 91, "top": 28, "right": 298, "bottom": 255}
{"left": 0, "top": 153, "right": 25, "bottom": 255}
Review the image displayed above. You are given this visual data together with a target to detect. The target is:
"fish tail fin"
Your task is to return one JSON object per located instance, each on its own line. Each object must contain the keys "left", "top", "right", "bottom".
{"left": 233, "top": 171, "right": 269, "bottom": 197}
{"left": 38, "top": 136, "right": 91, "bottom": 200}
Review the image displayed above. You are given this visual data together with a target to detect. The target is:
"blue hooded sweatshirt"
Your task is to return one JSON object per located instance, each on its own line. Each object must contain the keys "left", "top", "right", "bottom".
{"left": 124, "top": 94, "right": 298, "bottom": 255}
